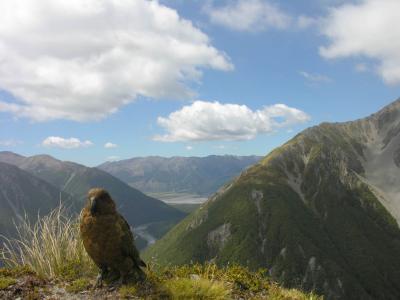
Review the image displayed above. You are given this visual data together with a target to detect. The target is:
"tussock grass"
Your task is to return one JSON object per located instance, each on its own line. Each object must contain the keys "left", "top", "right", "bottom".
{"left": 165, "top": 278, "right": 230, "bottom": 300}
{"left": 0, "top": 206, "right": 96, "bottom": 279}
{"left": 128, "top": 262, "right": 323, "bottom": 300}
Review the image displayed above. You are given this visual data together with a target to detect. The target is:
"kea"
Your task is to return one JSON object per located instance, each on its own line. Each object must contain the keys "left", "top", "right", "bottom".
{"left": 80, "top": 188, "right": 146, "bottom": 286}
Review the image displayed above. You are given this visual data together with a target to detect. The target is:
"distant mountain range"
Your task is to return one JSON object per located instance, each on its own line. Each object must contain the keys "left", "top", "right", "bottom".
{"left": 0, "top": 152, "right": 185, "bottom": 248}
{"left": 0, "top": 161, "right": 73, "bottom": 237}
{"left": 145, "top": 99, "right": 400, "bottom": 299}
{"left": 98, "top": 155, "right": 262, "bottom": 196}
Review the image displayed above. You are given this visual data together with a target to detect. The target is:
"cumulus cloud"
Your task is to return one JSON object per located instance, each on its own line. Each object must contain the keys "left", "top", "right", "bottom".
{"left": 204, "top": 1, "right": 319, "bottom": 33}
{"left": 204, "top": 0, "right": 291, "bottom": 32}
{"left": 104, "top": 142, "right": 117, "bottom": 149}
{"left": 320, "top": 0, "right": 400, "bottom": 84}
{"left": 42, "top": 136, "right": 93, "bottom": 149}
{"left": 299, "top": 71, "right": 332, "bottom": 83}
{"left": 0, "top": 0, "right": 233, "bottom": 121}
{"left": 154, "top": 101, "right": 310, "bottom": 142}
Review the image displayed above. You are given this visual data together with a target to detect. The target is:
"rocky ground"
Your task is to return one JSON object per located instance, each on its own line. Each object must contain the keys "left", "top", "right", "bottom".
{"left": 0, "top": 273, "right": 125, "bottom": 300}
{"left": 0, "top": 264, "right": 322, "bottom": 300}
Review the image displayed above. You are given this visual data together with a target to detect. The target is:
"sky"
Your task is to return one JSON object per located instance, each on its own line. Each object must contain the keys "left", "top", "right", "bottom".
{"left": 0, "top": 0, "right": 400, "bottom": 166}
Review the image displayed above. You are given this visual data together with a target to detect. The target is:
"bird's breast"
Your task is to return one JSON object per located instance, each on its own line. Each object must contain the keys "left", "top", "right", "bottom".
{"left": 80, "top": 213, "right": 125, "bottom": 266}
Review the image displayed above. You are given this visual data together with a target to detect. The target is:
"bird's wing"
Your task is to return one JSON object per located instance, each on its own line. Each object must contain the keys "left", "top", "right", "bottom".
{"left": 118, "top": 214, "right": 146, "bottom": 268}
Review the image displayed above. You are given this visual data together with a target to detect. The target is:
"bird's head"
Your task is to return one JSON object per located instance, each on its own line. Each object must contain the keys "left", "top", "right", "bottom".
{"left": 87, "top": 188, "right": 116, "bottom": 215}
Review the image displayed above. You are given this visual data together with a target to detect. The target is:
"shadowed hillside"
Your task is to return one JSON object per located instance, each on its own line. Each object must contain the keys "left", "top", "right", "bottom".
{"left": 0, "top": 153, "right": 185, "bottom": 227}
{"left": 0, "top": 162, "right": 73, "bottom": 238}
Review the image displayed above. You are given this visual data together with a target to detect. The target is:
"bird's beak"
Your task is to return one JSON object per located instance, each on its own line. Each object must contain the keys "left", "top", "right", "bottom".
{"left": 90, "top": 197, "right": 97, "bottom": 215}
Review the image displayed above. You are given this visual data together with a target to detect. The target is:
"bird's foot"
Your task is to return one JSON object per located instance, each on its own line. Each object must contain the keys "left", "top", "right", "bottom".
{"left": 94, "top": 267, "right": 108, "bottom": 289}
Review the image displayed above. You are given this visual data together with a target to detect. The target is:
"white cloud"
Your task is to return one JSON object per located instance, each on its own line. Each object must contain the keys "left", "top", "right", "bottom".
{"left": 42, "top": 136, "right": 93, "bottom": 149}
{"left": 186, "top": 145, "right": 193, "bottom": 150}
{"left": 296, "top": 16, "right": 318, "bottom": 29}
{"left": 299, "top": 71, "right": 332, "bottom": 83}
{"left": 104, "top": 142, "right": 117, "bottom": 149}
{"left": 320, "top": 0, "right": 400, "bottom": 84}
{"left": 154, "top": 101, "right": 310, "bottom": 142}
{"left": 0, "top": 0, "right": 233, "bottom": 121}
{"left": 204, "top": 0, "right": 291, "bottom": 32}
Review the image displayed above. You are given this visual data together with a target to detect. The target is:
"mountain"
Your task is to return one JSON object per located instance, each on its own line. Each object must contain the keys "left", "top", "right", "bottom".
{"left": 0, "top": 151, "right": 25, "bottom": 166}
{"left": 145, "top": 99, "right": 400, "bottom": 300}
{"left": 0, "top": 153, "right": 185, "bottom": 228}
{"left": 98, "top": 155, "right": 262, "bottom": 196}
{"left": 0, "top": 161, "right": 72, "bottom": 237}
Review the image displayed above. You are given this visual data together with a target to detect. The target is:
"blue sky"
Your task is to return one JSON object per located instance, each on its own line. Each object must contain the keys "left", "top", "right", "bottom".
{"left": 0, "top": 0, "right": 399, "bottom": 166}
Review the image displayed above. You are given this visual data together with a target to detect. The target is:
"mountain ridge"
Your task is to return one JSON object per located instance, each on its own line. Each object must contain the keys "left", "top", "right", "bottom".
{"left": 0, "top": 153, "right": 185, "bottom": 227}
{"left": 145, "top": 98, "right": 400, "bottom": 299}
{"left": 98, "top": 155, "right": 262, "bottom": 196}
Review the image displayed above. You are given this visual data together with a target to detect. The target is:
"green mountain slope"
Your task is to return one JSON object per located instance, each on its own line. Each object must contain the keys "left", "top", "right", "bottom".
{"left": 145, "top": 99, "right": 400, "bottom": 299}
{"left": 98, "top": 155, "right": 261, "bottom": 196}
{"left": 0, "top": 153, "right": 185, "bottom": 227}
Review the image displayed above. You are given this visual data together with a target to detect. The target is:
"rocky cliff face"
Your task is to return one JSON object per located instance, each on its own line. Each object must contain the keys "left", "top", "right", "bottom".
{"left": 145, "top": 99, "right": 400, "bottom": 300}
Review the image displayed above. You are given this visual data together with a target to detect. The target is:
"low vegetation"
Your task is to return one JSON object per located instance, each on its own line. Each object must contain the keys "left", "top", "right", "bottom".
{"left": 0, "top": 206, "right": 321, "bottom": 299}
{"left": 1, "top": 205, "right": 96, "bottom": 279}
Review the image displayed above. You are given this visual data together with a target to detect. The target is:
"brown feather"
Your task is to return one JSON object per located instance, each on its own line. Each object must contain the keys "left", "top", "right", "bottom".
{"left": 80, "top": 188, "right": 145, "bottom": 282}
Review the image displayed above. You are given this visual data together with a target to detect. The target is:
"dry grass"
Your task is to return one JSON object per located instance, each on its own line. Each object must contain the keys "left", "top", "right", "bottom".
{"left": 165, "top": 277, "right": 230, "bottom": 300}
{"left": 0, "top": 205, "right": 96, "bottom": 279}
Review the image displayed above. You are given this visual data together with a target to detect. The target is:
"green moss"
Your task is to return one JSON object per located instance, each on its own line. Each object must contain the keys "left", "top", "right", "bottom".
{"left": 0, "top": 266, "right": 34, "bottom": 278}
{"left": 165, "top": 278, "right": 230, "bottom": 300}
{"left": 223, "top": 265, "right": 268, "bottom": 292}
{"left": 119, "top": 284, "right": 137, "bottom": 298}
{"left": 65, "top": 278, "right": 91, "bottom": 293}
{"left": 58, "top": 260, "right": 97, "bottom": 281}
{"left": 0, "top": 277, "right": 16, "bottom": 290}
{"left": 267, "top": 284, "right": 322, "bottom": 300}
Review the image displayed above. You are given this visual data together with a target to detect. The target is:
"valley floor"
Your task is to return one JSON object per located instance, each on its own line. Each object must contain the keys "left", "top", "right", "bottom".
{"left": 147, "top": 192, "right": 208, "bottom": 205}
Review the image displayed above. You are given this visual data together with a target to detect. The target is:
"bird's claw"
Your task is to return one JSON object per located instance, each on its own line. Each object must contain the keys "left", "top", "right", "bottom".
{"left": 94, "top": 273, "right": 103, "bottom": 288}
